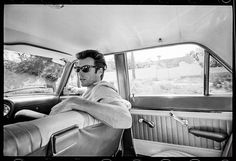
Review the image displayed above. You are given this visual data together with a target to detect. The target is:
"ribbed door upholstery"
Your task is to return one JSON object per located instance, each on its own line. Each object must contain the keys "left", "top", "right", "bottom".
{"left": 131, "top": 110, "right": 232, "bottom": 151}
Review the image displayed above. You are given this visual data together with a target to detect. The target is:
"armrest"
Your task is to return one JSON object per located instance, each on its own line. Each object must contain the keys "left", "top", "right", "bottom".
{"left": 188, "top": 128, "right": 228, "bottom": 142}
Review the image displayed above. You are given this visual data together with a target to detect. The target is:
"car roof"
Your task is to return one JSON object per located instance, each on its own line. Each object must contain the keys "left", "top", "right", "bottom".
{"left": 4, "top": 5, "right": 232, "bottom": 67}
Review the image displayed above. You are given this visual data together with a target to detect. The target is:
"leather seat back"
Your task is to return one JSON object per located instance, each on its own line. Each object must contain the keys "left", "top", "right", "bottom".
{"left": 48, "top": 123, "right": 123, "bottom": 156}
{"left": 4, "top": 111, "right": 123, "bottom": 156}
{"left": 4, "top": 122, "right": 42, "bottom": 156}
{"left": 77, "top": 123, "right": 123, "bottom": 156}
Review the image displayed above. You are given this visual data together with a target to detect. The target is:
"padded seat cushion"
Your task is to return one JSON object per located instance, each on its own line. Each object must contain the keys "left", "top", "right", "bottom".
{"left": 152, "top": 150, "right": 196, "bottom": 157}
{"left": 4, "top": 122, "right": 42, "bottom": 156}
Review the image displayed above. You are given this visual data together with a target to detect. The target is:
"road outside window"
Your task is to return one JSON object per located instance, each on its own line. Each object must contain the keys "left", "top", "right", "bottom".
{"left": 209, "top": 56, "right": 232, "bottom": 94}
{"left": 127, "top": 44, "right": 205, "bottom": 95}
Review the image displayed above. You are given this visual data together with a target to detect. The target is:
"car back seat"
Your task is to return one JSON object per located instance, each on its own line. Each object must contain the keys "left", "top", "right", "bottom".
{"left": 151, "top": 133, "right": 232, "bottom": 157}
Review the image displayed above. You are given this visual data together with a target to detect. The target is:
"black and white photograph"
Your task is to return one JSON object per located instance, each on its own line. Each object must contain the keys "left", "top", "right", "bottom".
{"left": 3, "top": 0, "right": 234, "bottom": 160}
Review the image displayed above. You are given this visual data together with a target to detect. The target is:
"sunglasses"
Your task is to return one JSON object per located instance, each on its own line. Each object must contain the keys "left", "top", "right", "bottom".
{"left": 74, "top": 65, "right": 96, "bottom": 73}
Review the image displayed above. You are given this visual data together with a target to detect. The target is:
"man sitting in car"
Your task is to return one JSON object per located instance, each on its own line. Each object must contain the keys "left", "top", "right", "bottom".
{"left": 50, "top": 50, "right": 132, "bottom": 129}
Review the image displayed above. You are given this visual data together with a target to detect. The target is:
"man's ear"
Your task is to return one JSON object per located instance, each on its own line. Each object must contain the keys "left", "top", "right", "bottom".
{"left": 97, "top": 68, "right": 103, "bottom": 76}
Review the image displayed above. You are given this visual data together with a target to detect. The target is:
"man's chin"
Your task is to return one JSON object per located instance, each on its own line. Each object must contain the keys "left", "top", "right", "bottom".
{"left": 81, "top": 82, "right": 89, "bottom": 87}
{"left": 81, "top": 83, "right": 86, "bottom": 87}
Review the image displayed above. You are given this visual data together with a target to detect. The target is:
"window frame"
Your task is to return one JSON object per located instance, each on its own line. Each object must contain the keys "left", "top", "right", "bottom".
{"left": 113, "top": 43, "right": 232, "bottom": 100}
{"left": 204, "top": 47, "right": 232, "bottom": 96}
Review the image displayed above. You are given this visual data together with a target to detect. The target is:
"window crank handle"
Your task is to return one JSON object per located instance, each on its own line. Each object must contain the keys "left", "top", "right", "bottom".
{"left": 139, "top": 118, "right": 155, "bottom": 128}
{"left": 169, "top": 112, "right": 188, "bottom": 127}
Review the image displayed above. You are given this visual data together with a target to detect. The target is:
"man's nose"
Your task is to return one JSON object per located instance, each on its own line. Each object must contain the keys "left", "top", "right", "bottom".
{"left": 77, "top": 72, "right": 82, "bottom": 77}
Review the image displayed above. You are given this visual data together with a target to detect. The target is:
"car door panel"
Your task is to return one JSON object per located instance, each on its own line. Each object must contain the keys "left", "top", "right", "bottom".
{"left": 130, "top": 96, "right": 232, "bottom": 157}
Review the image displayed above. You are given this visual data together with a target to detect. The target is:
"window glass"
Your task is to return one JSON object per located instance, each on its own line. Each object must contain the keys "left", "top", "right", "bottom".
{"left": 103, "top": 55, "right": 118, "bottom": 90}
{"left": 4, "top": 50, "right": 65, "bottom": 96}
{"left": 209, "top": 56, "right": 232, "bottom": 94}
{"left": 64, "top": 55, "right": 118, "bottom": 95}
{"left": 127, "top": 44, "right": 204, "bottom": 95}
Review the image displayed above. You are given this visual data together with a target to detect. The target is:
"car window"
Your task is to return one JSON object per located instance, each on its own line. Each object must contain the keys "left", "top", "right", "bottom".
{"left": 209, "top": 56, "right": 232, "bottom": 94}
{"left": 103, "top": 55, "right": 118, "bottom": 90}
{"left": 4, "top": 49, "right": 65, "bottom": 96}
{"left": 127, "top": 44, "right": 205, "bottom": 95}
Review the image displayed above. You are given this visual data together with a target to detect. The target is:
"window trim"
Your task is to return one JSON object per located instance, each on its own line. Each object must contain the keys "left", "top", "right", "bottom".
{"left": 205, "top": 47, "right": 232, "bottom": 96}
{"left": 56, "top": 61, "right": 74, "bottom": 96}
{"left": 114, "top": 53, "right": 130, "bottom": 100}
{"left": 204, "top": 51, "right": 210, "bottom": 96}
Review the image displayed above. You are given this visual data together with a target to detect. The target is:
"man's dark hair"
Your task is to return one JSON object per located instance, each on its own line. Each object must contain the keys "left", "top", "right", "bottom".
{"left": 76, "top": 50, "right": 107, "bottom": 80}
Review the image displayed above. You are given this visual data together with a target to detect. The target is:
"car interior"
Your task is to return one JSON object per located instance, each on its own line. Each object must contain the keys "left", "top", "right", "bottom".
{"left": 3, "top": 1, "right": 234, "bottom": 158}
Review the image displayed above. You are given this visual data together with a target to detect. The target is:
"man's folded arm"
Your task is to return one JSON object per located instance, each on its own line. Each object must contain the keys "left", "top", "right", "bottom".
{"left": 69, "top": 97, "right": 132, "bottom": 129}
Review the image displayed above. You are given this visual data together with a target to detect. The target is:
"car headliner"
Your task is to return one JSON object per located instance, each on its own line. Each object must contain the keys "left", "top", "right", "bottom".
{"left": 4, "top": 5, "right": 232, "bottom": 67}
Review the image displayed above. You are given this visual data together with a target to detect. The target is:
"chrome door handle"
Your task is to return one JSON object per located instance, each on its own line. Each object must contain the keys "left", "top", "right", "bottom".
{"left": 139, "top": 118, "right": 155, "bottom": 128}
